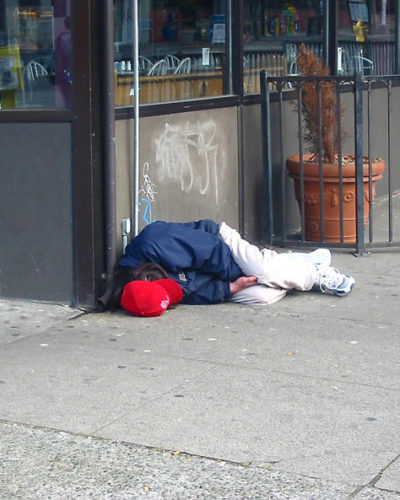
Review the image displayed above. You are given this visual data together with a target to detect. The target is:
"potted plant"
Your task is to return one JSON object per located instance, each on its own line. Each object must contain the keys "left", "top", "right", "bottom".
{"left": 286, "top": 44, "right": 385, "bottom": 243}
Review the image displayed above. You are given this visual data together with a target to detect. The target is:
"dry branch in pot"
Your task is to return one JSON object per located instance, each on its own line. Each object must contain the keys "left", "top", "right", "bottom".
{"left": 296, "top": 43, "right": 347, "bottom": 163}
{"left": 286, "top": 44, "right": 385, "bottom": 243}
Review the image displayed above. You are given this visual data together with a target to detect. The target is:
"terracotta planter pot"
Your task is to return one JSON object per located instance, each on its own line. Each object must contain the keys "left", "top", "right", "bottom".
{"left": 286, "top": 154, "right": 385, "bottom": 243}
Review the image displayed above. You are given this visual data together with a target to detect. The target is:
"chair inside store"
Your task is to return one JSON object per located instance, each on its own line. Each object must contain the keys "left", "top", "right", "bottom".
{"left": 147, "top": 59, "right": 168, "bottom": 76}
{"left": 174, "top": 57, "right": 191, "bottom": 74}
{"left": 165, "top": 54, "right": 180, "bottom": 73}
{"left": 338, "top": 46, "right": 374, "bottom": 75}
{"left": 23, "top": 60, "right": 49, "bottom": 104}
{"left": 138, "top": 55, "right": 153, "bottom": 74}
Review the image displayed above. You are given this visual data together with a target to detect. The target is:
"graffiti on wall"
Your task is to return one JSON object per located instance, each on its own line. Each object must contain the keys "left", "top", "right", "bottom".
{"left": 154, "top": 120, "right": 222, "bottom": 205}
{"left": 138, "top": 161, "right": 158, "bottom": 225}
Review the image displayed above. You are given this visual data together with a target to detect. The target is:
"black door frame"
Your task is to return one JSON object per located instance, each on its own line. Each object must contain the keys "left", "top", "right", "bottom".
{"left": 72, "top": 0, "right": 106, "bottom": 307}
{"left": 0, "top": 0, "right": 106, "bottom": 307}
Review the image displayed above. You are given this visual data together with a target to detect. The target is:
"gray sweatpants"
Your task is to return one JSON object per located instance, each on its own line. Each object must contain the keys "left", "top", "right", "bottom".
{"left": 219, "top": 222, "right": 318, "bottom": 305}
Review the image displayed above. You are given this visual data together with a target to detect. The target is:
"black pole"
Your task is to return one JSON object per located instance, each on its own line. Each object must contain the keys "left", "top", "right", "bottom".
{"left": 395, "top": 0, "right": 400, "bottom": 74}
{"left": 232, "top": 0, "right": 244, "bottom": 96}
{"left": 326, "top": 0, "right": 338, "bottom": 73}
{"left": 97, "top": 0, "right": 117, "bottom": 309}
{"left": 232, "top": 0, "right": 244, "bottom": 233}
{"left": 322, "top": 0, "right": 329, "bottom": 65}
{"left": 354, "top": 72, "right": 365, "bottom": 254}
{"left": 260, "top": 70, "right": 273, "bottom": 245}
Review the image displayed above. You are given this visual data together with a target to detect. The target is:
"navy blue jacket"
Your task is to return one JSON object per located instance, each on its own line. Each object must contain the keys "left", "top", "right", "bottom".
{"left": 118, "top": 220, "right": 243, "bottom": 304}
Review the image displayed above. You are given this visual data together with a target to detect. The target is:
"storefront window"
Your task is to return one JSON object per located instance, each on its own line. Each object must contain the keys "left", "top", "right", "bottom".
{"left": 338, "top": 0, "right": 396, "bottom": 75}
{"left": 243, "top": 1, "right": 324, "bottom": 95}
{"left": 0, "top": 0, "right": 71, "bottom": 109}
{"left": 114, "top": 0, "right": 230, "bottom": 106}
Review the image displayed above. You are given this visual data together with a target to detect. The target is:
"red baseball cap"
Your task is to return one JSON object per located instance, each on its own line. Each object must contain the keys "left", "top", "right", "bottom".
{"left": 121, "top": 279, "right": 183, "bottom": 317}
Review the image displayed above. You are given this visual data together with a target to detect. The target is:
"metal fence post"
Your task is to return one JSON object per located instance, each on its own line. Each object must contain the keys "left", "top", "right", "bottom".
{"left": 260, "top": 70, "right": 274, "bottom": 245}
{"left": 354, "top": 72, "right": 365, "bottom": 254}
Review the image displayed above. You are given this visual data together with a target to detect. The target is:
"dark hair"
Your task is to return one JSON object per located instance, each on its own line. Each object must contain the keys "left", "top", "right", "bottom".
{"left": 108, "top": 262, "right": 169, "bottom": 311}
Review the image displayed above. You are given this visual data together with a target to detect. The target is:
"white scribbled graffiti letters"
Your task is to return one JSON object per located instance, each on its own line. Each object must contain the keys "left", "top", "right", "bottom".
{"left": 155, "top": 120, "right": 221, "bottom": 204}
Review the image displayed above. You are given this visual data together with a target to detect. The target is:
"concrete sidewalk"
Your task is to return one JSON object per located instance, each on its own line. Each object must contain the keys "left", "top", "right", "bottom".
{"left": 1, "top": 249, "right": 400, "bottom": 499}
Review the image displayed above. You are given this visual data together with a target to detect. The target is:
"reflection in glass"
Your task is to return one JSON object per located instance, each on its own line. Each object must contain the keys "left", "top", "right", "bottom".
{"left": 243, "top": 0, "right": 324, "bottom": 95}
{"left": 0, "top": 0, "right": 71, "bottom": 109}
{"left": 114, "top": 0, "right": 229, "bottom": 106}
{"left": 55, "top": 13, "right": 72, "bottom": 107}
{"left": 339, "top": 0, "right": 396, "bottom": 75}
{"left": 242, "top": 0, "right": 396, "bottom": 94}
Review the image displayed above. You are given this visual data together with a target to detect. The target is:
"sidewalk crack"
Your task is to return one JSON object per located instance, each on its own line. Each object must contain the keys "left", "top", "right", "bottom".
{"left": 347, "top": 452, "right": 400, "bottom": 498}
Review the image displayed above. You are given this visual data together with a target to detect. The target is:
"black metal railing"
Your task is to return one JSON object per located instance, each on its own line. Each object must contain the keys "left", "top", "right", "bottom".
{"left": 261, "top": 71, "right": 400, "bottom": 253}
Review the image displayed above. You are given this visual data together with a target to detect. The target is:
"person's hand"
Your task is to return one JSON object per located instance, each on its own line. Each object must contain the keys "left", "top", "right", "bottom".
{"left": 230, "top": 276, "right": 258, "bottom": 295}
